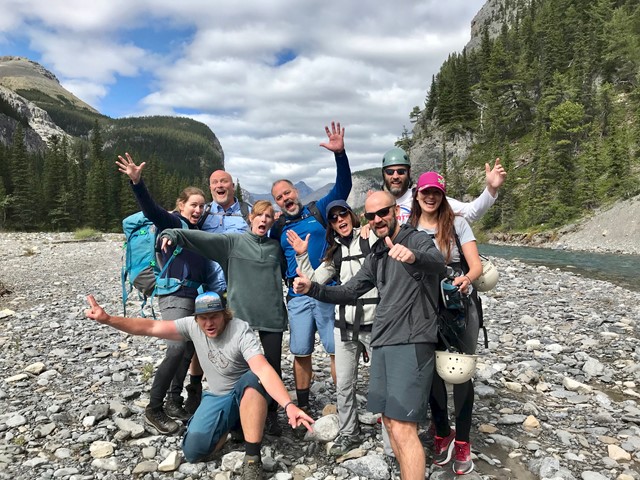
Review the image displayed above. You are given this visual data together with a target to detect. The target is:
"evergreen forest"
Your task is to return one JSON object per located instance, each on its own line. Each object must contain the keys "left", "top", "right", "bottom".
{"left": 400, "top": 0, "right": 640, "bottom": 232}
{"left": 0, "top": 119, "right": 222, "bottom": 232}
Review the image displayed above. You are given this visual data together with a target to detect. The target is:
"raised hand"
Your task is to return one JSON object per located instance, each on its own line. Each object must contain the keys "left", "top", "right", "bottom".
{"left": 485, "top": 157, "right": 506, "bottom": 196}
{"left": 286, "top": 230, "right": 310, "bottom": 255}
{"left": 85, "top": 295, "right": 110, "bottom": 323}
{"left": 384, "top": 236, "right": 415, "bottom": 264}
{"left": 293, "top": 267, "right": 312, "bottom": 294}
{"left": 116, "top": 152, "right": 146, "bottom": 185}
{"left": 319, "top": 121, "right": 345, "bottom": 153}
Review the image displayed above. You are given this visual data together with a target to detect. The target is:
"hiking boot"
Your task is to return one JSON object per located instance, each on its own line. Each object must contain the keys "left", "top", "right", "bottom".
{"left": 164, "top": 398, "right": 191, "bottom": 421}
{"left": 329, "top": 433, "right": 361, "bottom": 456}
{"left": 264, "top": 410, "right": 282, "bottom": 437}
{"left": 433, "top": 429, "right": 456, "bottom": 466}
{"left": 184, "top": 383, "right": 202, "bottom": 414}
{"left": 144, "top": 406, "right": 179, "bottom": 435}
{"left": 242, "top": 454, "right": 263, "bottom": 480}
{"left": 452, "top": 440, "right": 474, "bottom": 475}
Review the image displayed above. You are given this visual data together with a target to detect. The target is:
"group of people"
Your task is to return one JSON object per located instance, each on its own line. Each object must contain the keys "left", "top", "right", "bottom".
{"left": 86, "top": 121, "right": 506, "bottom": 480}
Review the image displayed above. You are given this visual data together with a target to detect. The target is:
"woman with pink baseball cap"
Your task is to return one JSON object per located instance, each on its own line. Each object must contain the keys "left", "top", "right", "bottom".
{"left": 407, "top": 171, "right": 483, "bottom": 475}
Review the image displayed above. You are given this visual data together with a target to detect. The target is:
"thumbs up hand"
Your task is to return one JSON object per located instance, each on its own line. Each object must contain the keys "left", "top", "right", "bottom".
{"left": 293, "top": 267, "right": 312, "bottom": 294}
{"left": 385, "top": 236, "right": 415, "bottom": 264}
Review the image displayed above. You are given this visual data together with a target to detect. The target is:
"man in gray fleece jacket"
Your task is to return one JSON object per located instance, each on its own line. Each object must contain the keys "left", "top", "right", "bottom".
{"left": 294, "top": 191, "right": 445, "bottom": 480}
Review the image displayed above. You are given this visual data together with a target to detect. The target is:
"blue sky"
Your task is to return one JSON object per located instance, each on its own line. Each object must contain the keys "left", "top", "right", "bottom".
{"left": 0, "top": 0, "right": 486, "bottom": 193}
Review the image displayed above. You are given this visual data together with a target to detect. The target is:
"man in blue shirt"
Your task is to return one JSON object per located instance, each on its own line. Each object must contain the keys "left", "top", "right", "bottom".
{"left": 270, "top": 121, "right": 352, "bottom": 411}
{"left": 201, "top": 170, "right": 251, "bottom": 234}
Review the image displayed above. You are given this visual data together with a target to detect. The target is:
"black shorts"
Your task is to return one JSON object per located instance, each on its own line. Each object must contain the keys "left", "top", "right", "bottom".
{"left": 367, "top": 343, "right": 435, "bottom": 423}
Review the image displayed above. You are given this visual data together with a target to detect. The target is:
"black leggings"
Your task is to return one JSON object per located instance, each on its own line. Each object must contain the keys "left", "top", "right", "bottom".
{"left": 258, "top": 330, "right": 284, "bottom": 412}
{"left": 429, "top": 374, "right": 474, "bottom": 442}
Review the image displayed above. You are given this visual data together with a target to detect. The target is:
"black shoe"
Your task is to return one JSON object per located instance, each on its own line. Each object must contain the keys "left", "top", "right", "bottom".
{"left": 329, "top": 433, "right": 361, "bottom": 456}
{"left": 184, "top": 383, "right": 202, "bottom": 414}
{"left": 242, "top": 455, "right": 264, "bottom": 480}
{"left": 144, "top": 406, "right": 179, "bottom": 435}
{"left": 264, "top": 410, "right": 282, "bottom": 437}
{"left": 164, "top": 399, "right": 191, "bottom": 421}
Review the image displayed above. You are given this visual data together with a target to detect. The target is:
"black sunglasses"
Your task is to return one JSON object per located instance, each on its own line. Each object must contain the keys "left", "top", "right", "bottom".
{"left": 363, "top": 204, "right": 395, "bottom": 221}
{"left": 328, "top": 209, "right": 350, "bottom": 223}
{"left": 384, "top": 168, "right": 408, "bottom": 176}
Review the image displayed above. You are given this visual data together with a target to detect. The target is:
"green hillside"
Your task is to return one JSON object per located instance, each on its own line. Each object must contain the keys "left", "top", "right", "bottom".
{"left": 405, "top": 0, "right": 640, "bottom": 233}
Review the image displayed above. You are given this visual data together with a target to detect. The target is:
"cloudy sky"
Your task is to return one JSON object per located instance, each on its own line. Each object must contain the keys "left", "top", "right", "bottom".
{"left": 1, "top": 0, "right": 485, "bottom": 193}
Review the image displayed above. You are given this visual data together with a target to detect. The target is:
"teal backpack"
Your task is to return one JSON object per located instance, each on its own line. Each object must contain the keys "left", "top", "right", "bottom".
{"left": 121, "top": 212, "right": 201, "bottom": 317}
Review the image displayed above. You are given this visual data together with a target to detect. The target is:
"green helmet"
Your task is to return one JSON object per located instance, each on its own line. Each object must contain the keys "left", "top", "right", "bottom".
{"left": 382, "top": 147, "right": 410, "bottom": 168}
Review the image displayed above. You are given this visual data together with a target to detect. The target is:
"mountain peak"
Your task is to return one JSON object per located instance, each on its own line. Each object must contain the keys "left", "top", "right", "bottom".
{"left": 0, "top": 56, "right": 98, "bottom": 113}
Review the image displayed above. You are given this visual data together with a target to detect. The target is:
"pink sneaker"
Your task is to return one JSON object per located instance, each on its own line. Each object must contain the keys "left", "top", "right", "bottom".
{"left": 433, "top": 429, "right": 456, "bottom": 466}
{"left": 452, "top": 440, "right": 474, "bottom": 475}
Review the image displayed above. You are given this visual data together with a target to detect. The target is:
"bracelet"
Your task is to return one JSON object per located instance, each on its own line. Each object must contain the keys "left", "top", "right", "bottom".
{"left": 463, "top": 275, "right": 472, "bottom": 284}
{"left": 283, "top": 401, "right": 295, "bottom": 412}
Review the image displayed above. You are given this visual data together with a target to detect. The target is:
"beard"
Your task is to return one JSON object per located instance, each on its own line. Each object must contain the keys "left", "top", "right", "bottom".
{"left": 384, "top": 176, "right": 410, "bottom": 197}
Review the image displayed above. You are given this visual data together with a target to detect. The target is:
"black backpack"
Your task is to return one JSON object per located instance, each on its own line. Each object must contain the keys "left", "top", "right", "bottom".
{"left": 332, "top": 235, "right": 372, "bottom": 281}
{"left": 270, "top": 201, "right": 326, "bottom": 240}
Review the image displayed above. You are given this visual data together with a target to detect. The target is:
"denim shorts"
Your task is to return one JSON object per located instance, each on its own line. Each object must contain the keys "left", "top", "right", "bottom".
{"left": 286, "top": 296, "right": 335, "bottom": 355}
{"left": 367, "top": 343, "right": 435, "bottom": 423}
{"left": 181, "top": 371, "right": 266, "bottom": 463}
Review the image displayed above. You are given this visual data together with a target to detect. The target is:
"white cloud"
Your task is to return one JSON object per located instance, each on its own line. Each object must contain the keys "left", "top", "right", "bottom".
{"left": 0, "top": 0, "right": 486, "bottom": 192}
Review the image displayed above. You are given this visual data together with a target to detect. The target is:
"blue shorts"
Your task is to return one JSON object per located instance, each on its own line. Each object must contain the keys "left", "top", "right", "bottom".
{"left": 367, "top": 343, "right": 435, "bottom": 423}
{"left": 287, "top": 295, "right": 335, "bottom": 355}
{"left": 181, "top": 371, "right": 266, "bottom": 463}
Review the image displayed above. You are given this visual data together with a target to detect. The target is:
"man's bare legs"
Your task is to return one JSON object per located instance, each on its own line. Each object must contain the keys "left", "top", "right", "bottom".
{"left": 239, "top": 387, "right": 267, "bottom": 443}
{"left": 383, "top": 416, "right": 425, "bottom": 480}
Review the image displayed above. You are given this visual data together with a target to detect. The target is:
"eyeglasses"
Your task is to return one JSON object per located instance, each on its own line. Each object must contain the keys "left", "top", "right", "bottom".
{"left": 363, "top": 204, "right": 396, "bottom": 221}
{"left": 328, "top": 209, "right": 350, "bottom": 223}
{"left": 384, "top": 168, "right": 408, "bottom": 176}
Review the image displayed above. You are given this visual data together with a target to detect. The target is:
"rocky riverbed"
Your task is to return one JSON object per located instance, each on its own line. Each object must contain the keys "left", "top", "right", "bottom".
{"left": 0, "top": 232, "right": 639, "bottom": 480}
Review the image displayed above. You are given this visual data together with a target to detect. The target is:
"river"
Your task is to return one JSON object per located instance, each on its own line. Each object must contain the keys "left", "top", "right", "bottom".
{"left": 479, "top": 244, "right": 639, "bottom": 291}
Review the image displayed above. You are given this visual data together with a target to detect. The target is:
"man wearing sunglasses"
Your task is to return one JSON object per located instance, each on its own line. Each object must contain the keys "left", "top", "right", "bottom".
{"left": 293, "top": 190, "right": 446, "bottom": 480}
{"left": 381, "top": 147, "right": 506, "bottom": 225}
{"left": 270, "top": 121, "right": 352, "bottom": 413}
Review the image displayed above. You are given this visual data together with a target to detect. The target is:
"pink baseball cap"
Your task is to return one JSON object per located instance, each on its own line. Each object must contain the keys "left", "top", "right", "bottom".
{"left": 417, "top": 171, "right": 446, "bottom": 194}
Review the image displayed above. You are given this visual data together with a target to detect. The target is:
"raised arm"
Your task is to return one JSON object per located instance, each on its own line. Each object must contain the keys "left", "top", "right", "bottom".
{"left": 116, "top": 153, "right": 182, "bottom": 230}
{"left": 85, "top": 295, "right": 183, "bottom": 341}
{"left": 316, "top": 121, "right": 352, "bottom": 213}
{"left": 160, "top": 229, "right": 234, "bottom": 265}
{"left": 447, "top": 158, "right": 506, "bottom": 223}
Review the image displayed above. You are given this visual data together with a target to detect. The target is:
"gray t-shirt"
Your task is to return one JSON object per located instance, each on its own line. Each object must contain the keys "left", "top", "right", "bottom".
{"left": 175, "top": 316, "right": 262, "bottom": 395}
{"left": 419, "top": 216, "right": 475, "bottom": 264}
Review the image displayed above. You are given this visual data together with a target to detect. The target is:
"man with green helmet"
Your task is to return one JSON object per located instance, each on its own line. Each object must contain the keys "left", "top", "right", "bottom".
{"left": 381, "top": 147, "right": 506, "bottom": 224}
{"left": 85, "top": 291, "right": 314, "bottom": 479}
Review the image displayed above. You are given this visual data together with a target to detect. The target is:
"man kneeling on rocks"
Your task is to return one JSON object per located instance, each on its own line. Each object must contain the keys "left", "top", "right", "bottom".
{"left": 85, "top": 291, "right": 314, "bottom": 478}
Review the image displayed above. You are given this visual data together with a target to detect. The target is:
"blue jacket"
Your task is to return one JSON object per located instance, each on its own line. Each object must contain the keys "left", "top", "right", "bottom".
{"left": 131, "top": 179, "right": 226, "bottom": 296}
{"left": 271, "top": 151, "right": 352, "bottom": 295}
{"left": 200, "top": 198, "right": 250, "bottom": 234}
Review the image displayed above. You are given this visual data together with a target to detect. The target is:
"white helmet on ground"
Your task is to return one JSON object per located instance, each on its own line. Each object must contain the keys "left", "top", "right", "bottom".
{"left": 472, "top": 255, "right": 498, "bottom": 292}
{"left": 435, "top": 351, "right": 478, "bottom": 384}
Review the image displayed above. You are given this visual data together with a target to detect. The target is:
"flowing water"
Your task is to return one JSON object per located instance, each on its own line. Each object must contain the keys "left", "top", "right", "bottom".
{"left": 479, "top": 244, "right": 639, "bottom": 290}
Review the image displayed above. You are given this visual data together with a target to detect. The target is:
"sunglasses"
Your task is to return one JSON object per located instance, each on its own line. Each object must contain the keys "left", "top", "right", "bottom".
{"left": 328, "top": 209, "right": 350, "bottom": 223}
{"left": 363, "top": 204, "right": 395, "bottom": 221}
{"left": 384, "top": 168, "right": 408, "bottom": 176}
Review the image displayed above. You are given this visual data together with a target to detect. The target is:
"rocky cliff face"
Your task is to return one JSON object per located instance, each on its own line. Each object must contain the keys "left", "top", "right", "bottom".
{"left": 466, "top": 0, "right": 529, "bottom": 51}
{"left": 0, "top": 85, "right": 70, "bottom": 151}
